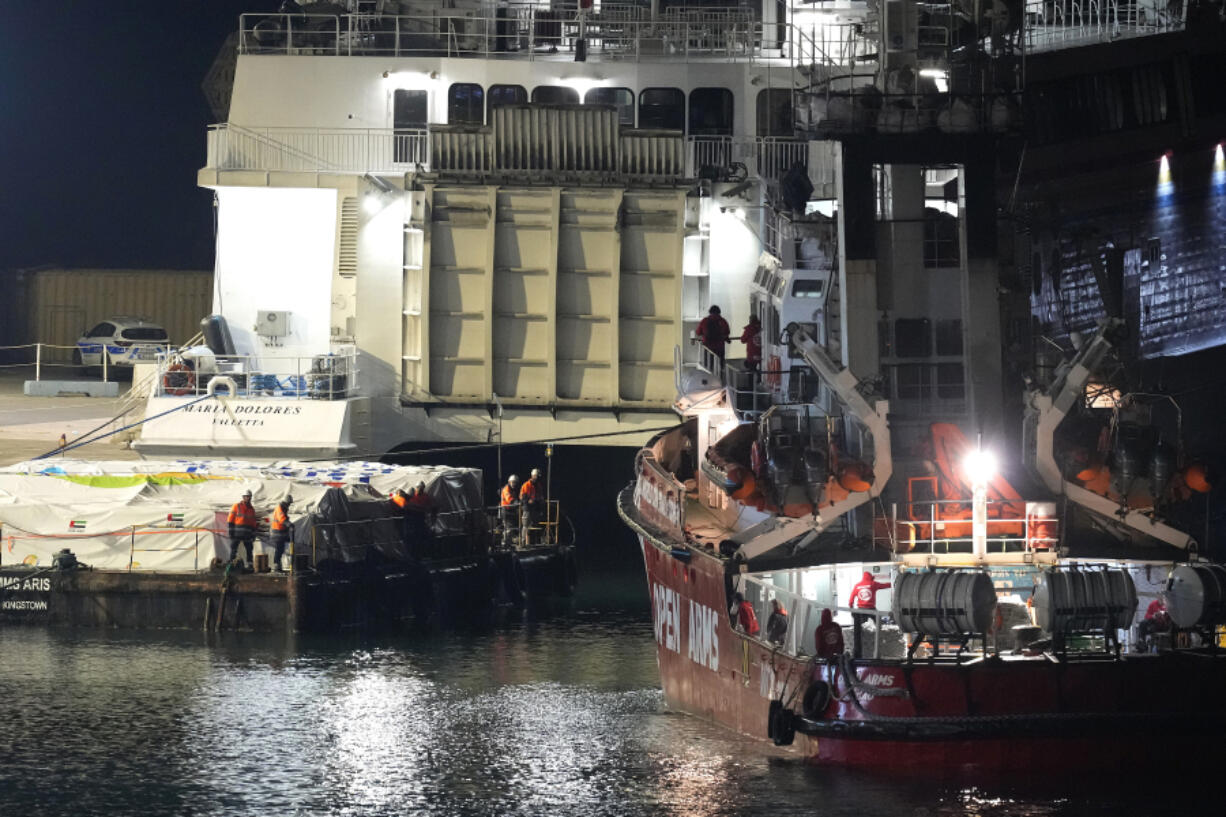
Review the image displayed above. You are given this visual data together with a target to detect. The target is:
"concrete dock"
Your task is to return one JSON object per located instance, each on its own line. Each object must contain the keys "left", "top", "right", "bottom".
{"left": 0, "top": 371, "right": 142, "bottom": 466}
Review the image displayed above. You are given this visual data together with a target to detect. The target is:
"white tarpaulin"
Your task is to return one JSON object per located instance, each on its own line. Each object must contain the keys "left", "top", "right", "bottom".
{"left": 0, "top": 459, "right": 482, "bottom": 572}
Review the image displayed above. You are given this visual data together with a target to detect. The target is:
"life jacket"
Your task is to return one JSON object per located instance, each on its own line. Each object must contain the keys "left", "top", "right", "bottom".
{"left": 501, "top": 485, "right": 518, "bottom": 506}
{"left": 271, "top": 506, "right": 290, "bottom": 532}
{"left": 228, "top": 500, "right": 256, "bottom": 528}
{"left": 520, "top": 479, "right": 540, "bottom": 503}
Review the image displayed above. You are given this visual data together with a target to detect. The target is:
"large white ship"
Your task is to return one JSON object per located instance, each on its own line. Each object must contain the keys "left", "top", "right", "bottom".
{"left": 129, "top": 0, "right": 1219, "bottom": 466}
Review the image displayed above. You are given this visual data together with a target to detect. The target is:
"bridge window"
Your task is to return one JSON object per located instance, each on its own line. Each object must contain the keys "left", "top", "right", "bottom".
{"left": 688, "top": 88, "right": 734, "bottom": 136}
{"left": 585, "top": 87, "right": 635, "bottom": 126}
{"left": 639, "top": 88, "right": 685, "bottom": 131}
{"left": 936, "top": 363, "right": 965, "bottom": 399}
{"left": 532, "top": 85, "right": 580, "bottom": 105}
{"left": 487, "top": 84, "right": 527, "bottom": 120}
{"left": 894, "top": 318, "right": 931, "bottom": 358}
{"left": 934, "top": 319, "right": 962, "bottom": 356}
{"left": 791, "top": 279, "right": 823, "bottom": 298}
{"left": 923, "top": 208, "right": 959, "bottom": 268}
{"left": 448, "top": 83, "right": 484, "bottom": 125}
{"left": 756, "top": 89, "right": 793, "bottom": 136}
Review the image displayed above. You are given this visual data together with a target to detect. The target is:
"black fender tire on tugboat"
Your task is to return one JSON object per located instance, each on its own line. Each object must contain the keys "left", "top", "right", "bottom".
{"left": 801, "top": 680, "right": 831, "bottom": 719}
{"left": 770, "top": 705, "right": 796, "bottom": 746}
{"left": 767, "top": 699, "right": 782, "bottom": 740}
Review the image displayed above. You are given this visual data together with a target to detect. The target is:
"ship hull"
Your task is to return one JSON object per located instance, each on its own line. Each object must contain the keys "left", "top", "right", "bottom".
{"left": 632, "top": 516, "right": 1226, "bottom": 772}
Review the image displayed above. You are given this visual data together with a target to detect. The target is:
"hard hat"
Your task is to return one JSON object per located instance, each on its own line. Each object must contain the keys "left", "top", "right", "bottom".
{"left": 283, "top": 495, "right": 293, "bottom": 505}
{"left": 530, "top": 468, "right": 541, "bottom": 478}
{"left": 242, "top": 490, "right": 252, "bottom": 498}
{"left": 509, "top": 474, "right": 520, "bottom": 483}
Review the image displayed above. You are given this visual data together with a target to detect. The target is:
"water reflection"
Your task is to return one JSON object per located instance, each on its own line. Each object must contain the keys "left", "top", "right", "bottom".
{"left": 0, "top": 605, "right": 1217, "bottom": 816}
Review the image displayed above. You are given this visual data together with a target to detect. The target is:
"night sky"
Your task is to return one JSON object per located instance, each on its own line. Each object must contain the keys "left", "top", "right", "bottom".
{"left": 2, "top": 2, "right": 262, "bottom": 272}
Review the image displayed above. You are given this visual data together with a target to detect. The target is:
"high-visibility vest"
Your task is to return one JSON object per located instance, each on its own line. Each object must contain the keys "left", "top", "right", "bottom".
{"left": 519, "top": 479, "right": 540, "bottom": 503}
{"left": 391, "top": 492, "right": 408, "bottom": 509}
{"left": 228, "top": 501, "right": 256, "bottom": 528}
{"left": 501, "top": 485, "right": 518, "bottom": 506}
{"left": 271, "top": 506, "right": 290, "bottom": 532}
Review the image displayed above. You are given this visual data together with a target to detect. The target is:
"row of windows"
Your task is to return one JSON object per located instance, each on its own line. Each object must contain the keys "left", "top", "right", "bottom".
{"left": 394, "top": 85, "right": 794, "bottom": 136}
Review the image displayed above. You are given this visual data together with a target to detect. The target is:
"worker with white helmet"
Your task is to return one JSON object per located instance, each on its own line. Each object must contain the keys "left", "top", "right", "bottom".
{"left": 520, "top": 468, "right": 545, "bottom": 544}
{"left": 500, "top": 474, "right": 521, "bottom": 547}
{"left": 227, "top": 489, "right": 257, "bottom": 569}
{"left": 270, "top": 495, "right": 294, "bottom": 573}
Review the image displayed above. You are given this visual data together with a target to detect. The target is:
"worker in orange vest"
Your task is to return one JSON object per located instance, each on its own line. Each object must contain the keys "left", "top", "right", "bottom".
{"left": 500, "top": 474, "right": 521, "bottom": 547}
{"left": 270, "top": 496, "right": 293, "bottom": 573}
{"left": 519, "top": 468, "right": 544, "bottom": 544}
{"left": 227, "top": 489, "right": 257, "bottom": 569}
{"left": 406, "top": 481, "right": 436, "bottom": 553}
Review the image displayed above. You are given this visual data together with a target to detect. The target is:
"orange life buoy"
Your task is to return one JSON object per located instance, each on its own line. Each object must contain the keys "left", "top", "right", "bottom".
{"left": 162, "top": 363, "right": 195, "bottom": 396}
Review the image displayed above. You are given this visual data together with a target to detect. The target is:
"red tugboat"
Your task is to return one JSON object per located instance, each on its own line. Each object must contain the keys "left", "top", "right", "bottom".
{"left": 619, "top": 314, "right": 1226, "bottom": 773}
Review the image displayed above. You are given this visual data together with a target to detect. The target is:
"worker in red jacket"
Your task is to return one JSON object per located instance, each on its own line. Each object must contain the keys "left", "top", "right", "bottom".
{"left": 730, "top": 591, "right": 760, "bottom": 636}
{"left": 227, "top": 489, "right": 257, "bottom": 570}
{"left": 740, "top": 314, "right": 762, "bottom": 375}
{"left": 814, "top": 608, "right": 844, "bottom": 660}
{"left": 849, "top": 570, "right": 891, "bottom": 658}
{"left": 695, "top": 305, "right": 731, "bottom": 366}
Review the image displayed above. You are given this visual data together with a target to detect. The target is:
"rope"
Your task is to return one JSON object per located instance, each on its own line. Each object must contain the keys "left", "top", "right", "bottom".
{"left": 34, "top": 392, "right": 217, "bottom": 459}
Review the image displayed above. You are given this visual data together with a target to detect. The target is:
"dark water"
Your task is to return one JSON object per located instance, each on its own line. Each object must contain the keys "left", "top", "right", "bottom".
{"left": 0, "top": 558, "right": 1216, "bottom": 816}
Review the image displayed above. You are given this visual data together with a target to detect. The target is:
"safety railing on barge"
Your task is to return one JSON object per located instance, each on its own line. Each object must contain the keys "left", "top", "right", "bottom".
{"left": 152, "top": 348, "right": 359, "bottom": 400}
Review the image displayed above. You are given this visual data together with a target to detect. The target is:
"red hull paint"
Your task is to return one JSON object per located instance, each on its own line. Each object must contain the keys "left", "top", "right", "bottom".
{"left": 640, "top": 533, "right": 1226, "bottom": 772}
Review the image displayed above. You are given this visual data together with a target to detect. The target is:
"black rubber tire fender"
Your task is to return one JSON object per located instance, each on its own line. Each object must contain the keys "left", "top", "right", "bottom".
{"left": 771, "top": 706, "right": 796, "bottom": 746}
{"left": 801, "top": 680, "right": 831, "bottom": 719}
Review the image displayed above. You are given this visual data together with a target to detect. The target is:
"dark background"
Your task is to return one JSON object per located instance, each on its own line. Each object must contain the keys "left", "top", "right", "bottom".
{"left": 1, "top": 2, "right": 258, "bottom": 271}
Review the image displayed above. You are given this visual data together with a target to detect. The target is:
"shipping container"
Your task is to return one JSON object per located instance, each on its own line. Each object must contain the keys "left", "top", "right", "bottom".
{"left": 27, "top": 268, "right": 213, "bottom": 363}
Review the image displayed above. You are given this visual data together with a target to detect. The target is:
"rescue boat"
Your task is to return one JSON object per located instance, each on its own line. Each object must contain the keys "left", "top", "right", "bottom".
{"left": 620, "top": 315, "right": 1226, "bottom": 772}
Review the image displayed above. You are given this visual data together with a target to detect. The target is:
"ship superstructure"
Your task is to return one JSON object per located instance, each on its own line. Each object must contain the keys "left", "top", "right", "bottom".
{"left": 134, "top": 0, "right": 1204, "bottom": 463}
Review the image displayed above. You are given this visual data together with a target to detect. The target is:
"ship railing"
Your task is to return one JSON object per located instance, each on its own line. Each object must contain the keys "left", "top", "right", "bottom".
{"left": 874, "top": 498, "right": 1060, "bottom": 555}
{"left": 484, "top": 499, "right": 562, "bottom": 550}
{"left": 686, "top": 136, "right": 807, "bottom": 181}
{"left": 1025, "top": 0, "right": 1188, "bottom": 52}
{"left": 309, "top": 508, "right": 489, "bottom": 566}
{"left": 208, "top": 124, "right": 429, "bottom": 173}
{"left": 237, "top": 11, "right": 835, "bottom": 65}
{"left": 151, "top": 348, "right": 360, "bottom": 400}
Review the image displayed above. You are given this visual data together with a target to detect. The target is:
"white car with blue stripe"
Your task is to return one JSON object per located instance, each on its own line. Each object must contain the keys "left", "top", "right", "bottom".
{"left": 75, "top": 317, "right": 169, "bottom": 369}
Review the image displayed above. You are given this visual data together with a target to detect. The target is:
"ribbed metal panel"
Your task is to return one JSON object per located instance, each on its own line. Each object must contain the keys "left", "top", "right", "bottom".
{"left": 491, "top": 105, "right": 619, "bottom": 174}
{"left": 338, "top": 197, "right": 359, "bottom": 278}
{"left": 620, "top": 130, "right": 685, "bottom": 177}
{"left": 430, "top": 126, "right": 493, "bottom": 174}
{"left": 29, "top": 269, "right": 214, "bottom": 361}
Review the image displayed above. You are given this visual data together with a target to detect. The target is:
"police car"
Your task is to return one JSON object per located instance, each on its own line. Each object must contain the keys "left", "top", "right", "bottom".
{"left": 74, "top": 317, "right": 169, "bottom": 369}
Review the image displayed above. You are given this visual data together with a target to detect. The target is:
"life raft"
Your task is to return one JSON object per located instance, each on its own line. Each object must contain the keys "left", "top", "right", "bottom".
{"left": 162, "top": 363, "right": 195, "bottom": 396}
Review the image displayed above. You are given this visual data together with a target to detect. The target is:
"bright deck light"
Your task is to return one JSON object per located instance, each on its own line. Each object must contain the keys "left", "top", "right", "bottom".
{"left": 1215, "top": 143, "right": 1224, "bottom": 172}
{"left": 963, "top": 449, "right": 996, "bottom": 486}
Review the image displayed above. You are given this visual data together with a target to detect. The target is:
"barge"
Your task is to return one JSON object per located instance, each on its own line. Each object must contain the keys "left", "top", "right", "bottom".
{"left": 0, "top": 459, "right": 576, "bottom": 631}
